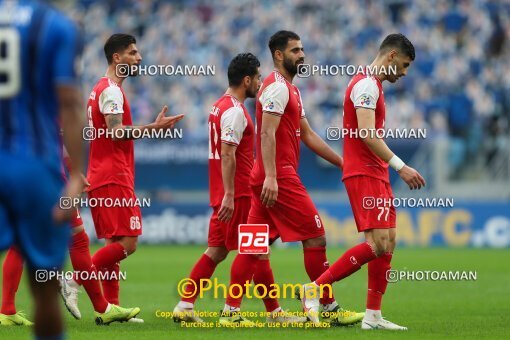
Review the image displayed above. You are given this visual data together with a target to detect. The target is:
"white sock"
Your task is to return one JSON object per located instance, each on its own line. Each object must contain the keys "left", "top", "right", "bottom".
{"left": 223, "top": 304, "right": 239, "bottom": 313}
{"left": 322, "top": 301, "right": 339, "bottom": 312}
{"left": 68, "top": 278, "right": 80, "bottom": 289}
{"left": 104, "top": 303, "right": 112, "bottom": 313}
{"left": 365, "top": 309, "right": 382, "bottom": 321}
{"left": 177, "top": 301, "right": 194, "bottom": 310}
{"left": 270, "top": 307, "right": 282, "bottom": 314}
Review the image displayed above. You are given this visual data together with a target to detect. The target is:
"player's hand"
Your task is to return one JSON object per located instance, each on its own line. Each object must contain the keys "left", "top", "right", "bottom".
{"left": 80, "top": 173, "right": 90, "bottom": 192}
{"left": 261, "top": 176, "right": 278, "bottom": 207}
{"left": 218, "top": 193, "right": 234, "bottom": 222}
{"left": 153, "top": 105, "right": 184, "bottom": 130}
{"left": 398, "top": 165, "right": 426, "bottom": 190}
{"left": 53, "top": 175, "right": 82, "bottom": 224}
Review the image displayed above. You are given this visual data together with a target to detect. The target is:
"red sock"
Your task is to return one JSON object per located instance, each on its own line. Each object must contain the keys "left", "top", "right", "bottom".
{"left": 181, "top": 254, "right": 218, "bottom": 304}
{"left": 253, "top": 259, "right": 280, "bottom": 312}
{"left": 316, "top": 242, "right": 377, "bottom": 285}
{"left": 225, "top": 254, "right": 259, "bottom": 308}
{"left": 91, "top": 243, "right": 127, "bottom": 269}
{"left": 367, "top": 252, "right": 392, "bottom": 310}
{"left": 92, "top": 243, "right": 126, "bottom": 306}
{"left": 99, "top": 263, "right": 120, "bottom": 305}
{"left": 1, "top": 247, "right": 24, "bottom": 315}
{"left": 69, "top": 231, "right": 108, "bottom": 313}
{"left": 303, "top": 247, "right": 335, "bottom": 305}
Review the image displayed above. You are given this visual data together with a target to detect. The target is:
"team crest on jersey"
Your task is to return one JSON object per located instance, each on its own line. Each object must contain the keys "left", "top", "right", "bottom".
{"left": 360, "top": 95, "right": 371, "bottom": 106}
{"left": 109, "top": 102, "right": 119, "bottom": 112}
{"left": 264, "top": 100, "right": 275, "bottom": 111}
{"left": 225, "top": 127, "right": 234, "bottom": 138}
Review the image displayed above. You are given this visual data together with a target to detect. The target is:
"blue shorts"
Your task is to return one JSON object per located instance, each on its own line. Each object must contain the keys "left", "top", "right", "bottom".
{"left": 0, "top": 151, "right": 70, "bottom": 270}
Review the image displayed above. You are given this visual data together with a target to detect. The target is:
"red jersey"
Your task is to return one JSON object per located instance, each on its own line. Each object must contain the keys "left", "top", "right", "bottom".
{"left": 209, "top": 94, "right": 254, "bottom": 207}
{"left": 86, "top": 77, "right": 134, "bottom": 191}
{"left": 342, "top": 73, "right": 388, "bottom": 183}
{"left": 251, "top": 70, "right": 306, "bottom": 186}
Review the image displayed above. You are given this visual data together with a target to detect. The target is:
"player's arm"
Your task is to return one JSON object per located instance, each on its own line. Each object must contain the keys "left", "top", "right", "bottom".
{"left": 52, "top": 17, "right": 85, "bottom": 223}
{"left": 62, "top": 145, "right": 90, "bottom": 191}
{"left": 217, "top": 106, "right": 246, "bottom": 222}
{"left": 59, "top": 86, "right": 84, "bottom": 176}
{"left": 218, "top": 143, "right": 236, "bottom": 222}
{"left": 259, "top": 81, "right": 289, "bottom": 207}
{"left": 104, "top": 105, "right": 184, "bottom": 141}
{"left": 356, "top": 107, "right": 425, "bottom": 189}
{"left": 300, "top": 117, "right": 343, "bottom": 170}
{"left": 260, "top": 112, "right": 280, "bottom": 207}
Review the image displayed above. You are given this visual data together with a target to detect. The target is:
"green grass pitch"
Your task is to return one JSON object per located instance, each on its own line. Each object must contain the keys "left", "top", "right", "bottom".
{"left": 0, "top": 245, "right": 508, "bottom": 339}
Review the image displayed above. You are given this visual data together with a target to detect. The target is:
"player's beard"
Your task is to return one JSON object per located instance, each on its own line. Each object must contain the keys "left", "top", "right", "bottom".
{"left": 246, "top": 87, "right": 257, "bottom": 98}
{"left": 283, "top": 57, "right": 301, "bottom": 76}
{"left": 128, "top": 63, "right": 140, "bottom": 77}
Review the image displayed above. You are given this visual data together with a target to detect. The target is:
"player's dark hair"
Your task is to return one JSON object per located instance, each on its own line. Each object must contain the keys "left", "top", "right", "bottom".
{"left": 268, "top": 30, "right": 301, "bottom": 58}
{"left": 227, "top": 53, "right": 260, "bottom": 87}
{"left": 379, "top": 33, "right": 415, "bottom": 60}
{"left": 104, "top": 34, "right": 137, "bottom": 64}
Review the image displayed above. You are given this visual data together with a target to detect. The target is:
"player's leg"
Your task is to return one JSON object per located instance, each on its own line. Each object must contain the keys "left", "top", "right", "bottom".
{"left": 301, "top": 235, "right": 364, "bottom": 326}
{"left": 61, "top": 223, "right": 108, "bottom": 318}
{"left": 92, "top": 236, "right": 133, "bottom": 305}
{"left": 301, "top": 236, "right": 335, "bottom": 308}
{"left": 219, "top": 252, "right": 260, "bottom": 326}
{"left": 0, "top": 158, "right": 33, "bottom": 327}
{"left": 176, "top": 204, "right": 230, "bottom": 315}
{"left": 253, "top": 253, "right": 279, "bottom": 314}
{"left": 0, "top": 246, "right": 33, "bottom": 326}
{"left": 62, "top": 223, "right": 139, "bottom": 324}
{"left": 301, "top": 177, "right": 387, "bottom": 323}
{"left": 15, "top": 161, "right": 69, "bottom": 338}
{"left": 220, "top": 196, "right": 264, "bottom": 326}
{"left": 301, "top": 230, "right": 380, "bottom": 324}
{"left": 266, "top": 176, "right": 361, "bottom": 324}
{"left": 362, "top": 227, "right": 406, "bottom": 330}
{"left": 253, "top": 252, "right": 306, "bottom": 324}
{"left": 225, "top": 196, "right": 285, "bottom": 319}
{"left": 309, "top": 229, "right": 385, "bottom": 295}
{"left": 92, "top": 236, "right": 143, "bottom": 324}
{"left": 365, "top": 228, "right": 393, "bottom": 316}
{"left": 173, "top": 246, "right": 228, "bottom": 322}
{"left": 89, "top": 184, "right": 142, "bottom": 307}
{"left": 28, "top": 271, "right": 63, "bottom": 336}
{"left": 1, "top": 246, "right": 23, "bottom": 316}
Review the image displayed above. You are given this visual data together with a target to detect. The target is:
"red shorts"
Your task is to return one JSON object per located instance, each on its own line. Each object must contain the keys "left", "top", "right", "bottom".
{"left": 344, "top": 175, "right": 396, "bottom": 232}
{"left": 70, "top": 208, "right": 83, "bottom": 228}
{"left": 248, "top": 176, "right": 325, "bottom": 243}
{"left": 88, "top": 184, "right": 142, "bottom": 239}
{"left": 208, "top": 196, "right": 251, "bottom": 251}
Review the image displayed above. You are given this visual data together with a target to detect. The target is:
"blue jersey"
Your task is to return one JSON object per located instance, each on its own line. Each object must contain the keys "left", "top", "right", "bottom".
{"left": 0, "top": 0, "right": 82, "bottom": 172}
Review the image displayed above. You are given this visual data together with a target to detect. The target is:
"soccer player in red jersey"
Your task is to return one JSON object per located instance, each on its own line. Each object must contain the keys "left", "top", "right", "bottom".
{"left": 173, "top": 53, "right": 303, "bottom": 325}
{"left": 301, "top": 33, "right": 426, "bottom": 330}
{"left": 59, "top": 147, "right": 140, "bottom": 324}
{"left": 59, "top": 34, "right": 183, "bottom": 323}
{"left": 221, "top": 31, "right": 363, "bottom": 326}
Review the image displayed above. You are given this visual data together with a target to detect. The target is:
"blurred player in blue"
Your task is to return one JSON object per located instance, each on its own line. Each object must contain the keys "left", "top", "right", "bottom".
{"left": 0, "top": 0, "right": 84, "bottom": 338}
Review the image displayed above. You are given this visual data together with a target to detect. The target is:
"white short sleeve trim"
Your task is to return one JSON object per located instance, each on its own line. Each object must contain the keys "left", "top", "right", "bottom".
{"left": 220, "top": 107, "right": 247, "bottom": 146}
{"left": 259, "top": 81, "right": 289, "bottom": 115}
{"left": 350, "top": 77, "right": 379, "bottom": 110}
{"left": 99, "top": 86, "right": 124, "bottom": 114}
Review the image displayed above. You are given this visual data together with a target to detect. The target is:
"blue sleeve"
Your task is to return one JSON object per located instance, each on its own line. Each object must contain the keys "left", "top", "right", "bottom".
{"left": 48, "top": 14, "right": 83, "bottom": 85}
